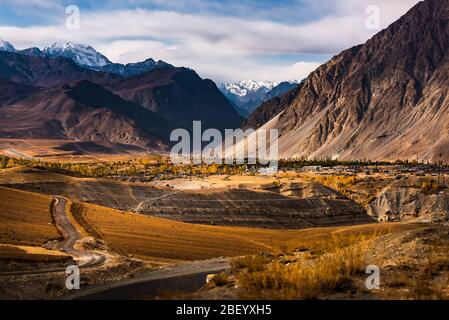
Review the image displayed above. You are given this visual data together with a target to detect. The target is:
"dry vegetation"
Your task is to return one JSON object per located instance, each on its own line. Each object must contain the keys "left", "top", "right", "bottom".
{"left": 232, "top": 233, "right": 372, "bottom": 299}
{"left": 0, "top": 187, "right": 60, "bottom": 246}
{"left": 305, "top": 174, "right": 385, "bottom": 205}
{"left": 72, "top": 201, "right": 411, "bottom": 264}
{"left": 0, "top": 154, "right": 246, "bottom": 180}
{"left": 196, "top": 224, "right": 449, "bottom": 300}
{"left": 374, "top": 226, "right": 449, "bottom": 300}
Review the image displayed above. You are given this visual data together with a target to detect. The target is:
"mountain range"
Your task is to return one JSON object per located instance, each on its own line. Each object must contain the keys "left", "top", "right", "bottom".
{"left": 0, "top": 43, "right": 244, "bottom": 150}
{"left": 220, "top": 80, "right": 298, "bottom": 117}
{"left": 242, "top": 0, "right": 449, "bottom": 162}
{"left": 2, "top": 0, "right": 448, "bottom": 162}
{"left": 1, "top": 41, "right": 174, "bottom": 77}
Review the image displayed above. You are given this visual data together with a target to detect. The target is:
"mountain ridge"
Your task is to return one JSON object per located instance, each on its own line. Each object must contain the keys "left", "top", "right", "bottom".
{"left": 0, "top": 40, "right": 174, "bottom": 77}
{"left": 248, "top": 0, "right": 449, "bottom": 162}
{"left": 0, "top": 80, "right": 169, "bottom": 149}
{"left": 0, "top": 45, "right": 243, "bottom": 150}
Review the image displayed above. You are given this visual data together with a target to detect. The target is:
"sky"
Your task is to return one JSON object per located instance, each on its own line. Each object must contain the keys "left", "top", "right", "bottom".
{"left": 0, "top": 0, "right": 420, "bottom": 83}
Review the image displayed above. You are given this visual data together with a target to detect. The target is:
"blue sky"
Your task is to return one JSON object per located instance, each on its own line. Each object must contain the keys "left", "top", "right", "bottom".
{"left": 0, "top": 0, "right": 419, "bottom": 82}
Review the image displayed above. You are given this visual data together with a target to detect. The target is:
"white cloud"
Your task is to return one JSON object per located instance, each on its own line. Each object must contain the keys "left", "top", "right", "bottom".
{"left": 0, "top": 0, "right": 420, "bottom": 82}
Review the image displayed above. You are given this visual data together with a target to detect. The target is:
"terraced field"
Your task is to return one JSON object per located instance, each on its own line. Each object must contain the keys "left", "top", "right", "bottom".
{"left": 76, "top": 202, "right": 401, "bottom": 264}
{"left": 142, "top": 188, "right": 371, "bottom": 228}
{"left": 0, "top": 168, "right": 373, "bottom": 229}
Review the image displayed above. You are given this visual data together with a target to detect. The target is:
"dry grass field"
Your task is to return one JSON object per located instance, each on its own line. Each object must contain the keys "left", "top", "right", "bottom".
{"left": 0, "top": 244, "right": 68, "bottom": 262}
{"left": 0, "top": 168, "right": 372, "bottom": 228}
{"left": 76, "top": 201, "right": 415, "bottom": 264}
{"left": 194, "top": 224, "right": 447, "bottom": 300}
{"left": 0, "top": 187, "right": 60, "bottom": 246}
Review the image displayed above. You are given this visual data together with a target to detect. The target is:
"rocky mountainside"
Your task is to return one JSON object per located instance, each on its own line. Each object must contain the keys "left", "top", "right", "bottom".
{"left": 1, "top": 41, "right": 174, "bottom": 77}
{"left": 0, "top": 80, "right": 169, "bottom": 149}
{"left": 220, "top": 80, "right": 298, "bottom": 117}
{"left": 110, "top": 67, "right": 244, "bottom": 131}
{"left": 251, "top": 0, "right": 449, "bottom": 162}
{"left": 101, "top": 58, "right": 173, "bottom": 77}
{"left": 0, "top": 40, "right": 15, "bottom": 52}
{"left": 242, "top": 83, "right": 303, "bottom": 130}
{"left": 0, "top": 51, "right": 116, "bottom": 87}
{"left": 0, "top": 78, "right": 39, "bottom": 108}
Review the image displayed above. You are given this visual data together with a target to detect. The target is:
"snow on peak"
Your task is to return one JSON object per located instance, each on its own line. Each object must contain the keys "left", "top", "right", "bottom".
{"left": 0, "top": 39, "right": 16, "bottom": 52}
{"left": 221, "top": 80, "right": 283, "bottom": 97}
{"left": 43, "top": 42, "right": 111, "bottom": 67}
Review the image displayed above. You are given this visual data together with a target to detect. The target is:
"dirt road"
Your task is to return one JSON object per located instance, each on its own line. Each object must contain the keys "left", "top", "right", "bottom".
{"left": 135, "top": 191, "right": 182, "bottom": 213}
{"left": 51, "top": 196, "right": 106, "bottom": 268}
{"left": 0, "top": 196, "right": 106, "bottom": 277}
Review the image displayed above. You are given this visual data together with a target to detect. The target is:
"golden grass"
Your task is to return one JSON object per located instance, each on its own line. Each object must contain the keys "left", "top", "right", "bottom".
{"left": 229, "top": 225, "right": 449, "bottom": 300}
{"left": 238, "top": 244, "right": 366, "bottom": 299}
{"left": 233, "top": 233, "right": 372, "bottom": 299}
{"left": 0, "top": 244, "right": 68, "bottom": 262}
{"left": 79, "top": 201, "right": 415, "bottom": 263}
{"left": 0, "top": 187, "right": 60, "bottom": 246}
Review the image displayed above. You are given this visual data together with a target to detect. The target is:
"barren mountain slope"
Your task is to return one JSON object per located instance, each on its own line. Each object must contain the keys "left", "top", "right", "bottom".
{"left": 0, "top": 80, "right": 168, "bottom": 149}
{"left": 0, "top": 78, "right": 40, "bottom": 108}
{"left": 254, "top": 0, "right": 449, "bottom": 162}
{"left": 110, "top": 67, "right": 244, "bottom": 131}
{"left": 0, "top": 52, "right": 243, "bottom": 139}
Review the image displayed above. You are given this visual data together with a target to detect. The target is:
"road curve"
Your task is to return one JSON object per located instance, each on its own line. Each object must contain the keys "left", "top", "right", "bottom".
{"left": 52, "top": 196, "right": 106, "bottom": 268}
{"left": 0, "top": 196, "right": 106, "bottom": 277}
{"left": 64, "top": 257, "right": 230, "bottom": 300}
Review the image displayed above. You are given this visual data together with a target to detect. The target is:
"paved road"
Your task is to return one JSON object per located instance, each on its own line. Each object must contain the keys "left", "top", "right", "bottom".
{"left": 65, "top": 258, "right": 230, "bottom": 300}
{"left": 0, "top": 196, "right": 106, "bottom": 277}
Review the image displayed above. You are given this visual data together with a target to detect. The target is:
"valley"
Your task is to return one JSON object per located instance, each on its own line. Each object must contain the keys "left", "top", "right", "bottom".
{"left": 0, "top": 0, "right": 449, "bottom": 303}
{"left": 0, "top": 150, "right": 447, "bottom": 299}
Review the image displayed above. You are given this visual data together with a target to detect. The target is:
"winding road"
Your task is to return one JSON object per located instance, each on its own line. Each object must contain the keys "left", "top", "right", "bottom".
{"left": 51, "top": 196, "right": 106, "bottom": 268}
{"left": 1, "top": 196, "right": 229, "bottom": 300}
{"left": 0, "top": 196, "right": 107, "bottom": 277}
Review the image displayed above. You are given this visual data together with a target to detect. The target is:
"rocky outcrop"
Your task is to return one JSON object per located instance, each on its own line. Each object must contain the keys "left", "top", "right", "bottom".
{"left": 242, "top": 84, "right": 301, "bottom": 130}
{"left": 367, "top": 186, "right": 449, "bottom": 222}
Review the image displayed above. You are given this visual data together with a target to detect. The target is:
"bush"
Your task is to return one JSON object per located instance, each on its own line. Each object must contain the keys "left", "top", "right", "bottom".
{"left": 421, "top": 179, "right": 441, "bottom": 194}
{"left": 231, "top": 255, "right": 270, "bottom": 273}
{"left": 210, "top": 273, "right": 230, "bottom": 287}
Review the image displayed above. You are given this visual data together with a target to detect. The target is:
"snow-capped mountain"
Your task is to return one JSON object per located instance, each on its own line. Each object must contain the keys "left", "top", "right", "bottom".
{"left": 0, "top": 40, "right": 173, "bottom": 77}
{"left": 220, "top": 80, "right": 298, "bottom": 117}
{"left": 42, "top": 42, "right": 173, "bottom": 75}
{"left": 43, "top": 42, "right": 111, "bottom": 68}
{"left": 221, "top": 80, "right": 281, "bottom": 97}
{"left": 0, "top": 40, "right": 16, "bottom": 52}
